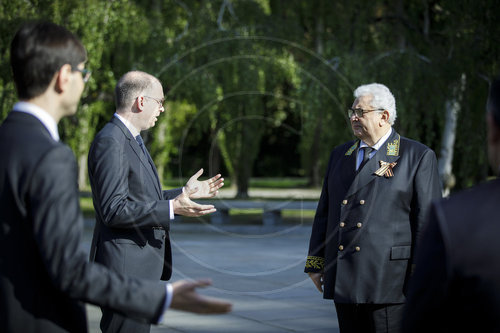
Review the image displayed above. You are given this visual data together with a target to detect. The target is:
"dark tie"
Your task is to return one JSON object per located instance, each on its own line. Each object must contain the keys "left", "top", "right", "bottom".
{"left": 358, "top": 147, "right": 374, "bottom": 171}
{"left": 135, "top": 135, "right": 147, "bottom": 156}
{"left": 135, "top": 135, "right": 162, "bottom": 191}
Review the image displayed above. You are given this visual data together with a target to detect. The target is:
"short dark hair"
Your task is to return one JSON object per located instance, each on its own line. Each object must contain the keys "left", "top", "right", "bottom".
{"left": 10, "top": 21, "right": 87, "bottom": 100}
{"left": 488, "top": 77, "right": 500, "bottom": 126}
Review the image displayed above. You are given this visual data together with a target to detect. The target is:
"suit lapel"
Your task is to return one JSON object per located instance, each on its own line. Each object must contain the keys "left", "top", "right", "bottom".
{"left": 346, "top": 130, "right": 401, "bottom": 197}
{"left": 111, "top": 117, "right": 162, "bottom": 197}
{"left": 339, "top": 141, "right": 359, "bottom": 192}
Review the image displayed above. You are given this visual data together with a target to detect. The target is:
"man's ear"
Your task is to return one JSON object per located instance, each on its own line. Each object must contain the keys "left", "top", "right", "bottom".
{"left": 380, "top": 110, "right": 390, "bottom": 125}
{"left": 55, "top": 64, "right": 72, "bottom": 93}
{"left": 135, "top": 96, "right": 145, "bottom": 112}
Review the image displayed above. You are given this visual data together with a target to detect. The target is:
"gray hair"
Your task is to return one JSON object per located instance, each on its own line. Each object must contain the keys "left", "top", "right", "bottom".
{"left": 115, "top": 71, "right": 160, "bottom": 110}
{"left": 354, "top": 83, "right": 397, "bottom": 125}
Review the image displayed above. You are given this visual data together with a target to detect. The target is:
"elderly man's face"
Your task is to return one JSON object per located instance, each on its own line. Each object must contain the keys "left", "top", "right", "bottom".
{"left": 350, "top": 94, "right": 383, "bottom": 142}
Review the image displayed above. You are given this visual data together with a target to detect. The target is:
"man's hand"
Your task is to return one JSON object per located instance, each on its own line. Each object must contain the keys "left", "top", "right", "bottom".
{"left": 171, "top": 279, "right": 232, "bottom": 314}
{"left": 172, "top": 186, "right": 217, "bottom": 216}
{"left": 185, "top": 168, "right": 224, "bottom": 199}
{"left": 308, "top": 272, "right": 324, "bottom": 293}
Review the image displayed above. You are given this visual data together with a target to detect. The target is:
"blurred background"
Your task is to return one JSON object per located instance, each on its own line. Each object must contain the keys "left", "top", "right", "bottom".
{"left": 1, "top": 0, "right": 499, "bottom": 199}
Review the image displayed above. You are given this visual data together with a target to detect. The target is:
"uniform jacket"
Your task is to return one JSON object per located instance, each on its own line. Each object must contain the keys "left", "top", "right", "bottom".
{"left": 403, "top": 178, "right": 500, "bottom": 332}
{"left": 88, "top": 116, "right": 182, "bottom": 281}
{"left": 305, "top": 129, "right": 441, "bottom": 303}
{"left": 0, "top": 111, "right": 166, "bottom": 333}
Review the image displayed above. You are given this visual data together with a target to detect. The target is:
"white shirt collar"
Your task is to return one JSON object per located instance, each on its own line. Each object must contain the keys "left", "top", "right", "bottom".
{"left": 114, "top": 113, "right": 140, "bottom": 138}
{"left": 12, "top": 102, "right": 59, "bottom": 141}
{"left": 359, "top": 127, "right": 393, "bottom": 151}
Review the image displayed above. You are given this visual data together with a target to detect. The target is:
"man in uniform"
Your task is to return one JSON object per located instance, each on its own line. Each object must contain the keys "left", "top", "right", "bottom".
{"left": 304, "top": 83, "right": 441, "bottom": 332}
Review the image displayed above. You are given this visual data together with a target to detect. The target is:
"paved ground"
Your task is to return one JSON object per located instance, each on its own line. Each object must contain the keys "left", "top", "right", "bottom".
{"left": 215, "top": 188, "right": 321, "bottom": 200}
{"left": 82, "top": 216, "right": 339, "bottom": 333}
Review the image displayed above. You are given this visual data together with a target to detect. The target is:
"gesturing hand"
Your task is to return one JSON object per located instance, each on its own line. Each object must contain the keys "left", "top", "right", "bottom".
{"left": 172, "top": 186, "right": 217, "bottom": 217}
{"left": 185, "top": 168, "right": 224, "bottom": 199}
{"left": 171, "top": 279, "right": 232, "bottom": 314}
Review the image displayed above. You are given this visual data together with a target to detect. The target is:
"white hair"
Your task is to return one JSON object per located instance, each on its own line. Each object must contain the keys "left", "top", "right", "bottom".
{"left": 354, "top": 83, "right": 397, "bottom": 125}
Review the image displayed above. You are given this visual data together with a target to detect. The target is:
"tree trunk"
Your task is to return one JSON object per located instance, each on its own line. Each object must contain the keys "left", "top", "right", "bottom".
{"left": 307, "top": 3, "right": 324, "bottom": 188}
{"left": 236, "top": 171, "right": 250, "bottom": 199}
{"left": 78, "top": 153, "right": 87, "bottom": 190}
{"left": 438, "top": 73, "right": 466, "bottom": 197}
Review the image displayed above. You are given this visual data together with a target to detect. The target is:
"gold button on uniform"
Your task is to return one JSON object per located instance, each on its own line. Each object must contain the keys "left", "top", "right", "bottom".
{"left": 360, "top": 200, "right": 365, "bottom": 205}
{"left": 340, "top": 222, "right": 346, "bottom": 227}
{"left": 355, "top": 246, "right": 361, "bottom": 251}
{"left": 342, "top": 200, "right": 348, "bottom": 205}
{"left": 339, "top": 245, "right": 344, "bottom": 251}
{"left": 356, "top": 223, "right": 363, "bottom": 228}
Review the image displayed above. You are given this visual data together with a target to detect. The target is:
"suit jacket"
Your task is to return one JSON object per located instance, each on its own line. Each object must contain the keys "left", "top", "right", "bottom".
{"left": 0, "top": 111, "right": 166, "bottom": 333}
{"left": 403, "top": 179, "right": 500, "bottom": 332}
{"left": 88, "top": 116, "right": 182, "bottom": 282}
{"left": 305, "top": 129, "right": 441, "bottom": 303}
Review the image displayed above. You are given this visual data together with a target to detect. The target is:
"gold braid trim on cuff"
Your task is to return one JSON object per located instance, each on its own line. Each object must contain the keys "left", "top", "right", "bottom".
{"left": 305, "top": 256, "right": 325, "bottom": 270}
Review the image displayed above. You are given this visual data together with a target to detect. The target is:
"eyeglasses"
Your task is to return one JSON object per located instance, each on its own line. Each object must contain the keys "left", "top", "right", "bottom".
{"left": 143, "top": 96, "right": 165, "bottom": 108}
{"left": 74, "top": 68, "right": 91, "bottom": 83}
{"left": 348, "top": 107, "right": 385, "bottom": 118}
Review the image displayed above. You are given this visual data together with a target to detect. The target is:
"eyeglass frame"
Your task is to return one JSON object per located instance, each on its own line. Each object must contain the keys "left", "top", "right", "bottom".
{"left": 348, "top": 107, "right": 385, "bottom": 118}
{"left": 73, "top": 68, "right": 91, "bottom": 83}
{"left": 143, "top": 95, "right": 165, "bottom": 108}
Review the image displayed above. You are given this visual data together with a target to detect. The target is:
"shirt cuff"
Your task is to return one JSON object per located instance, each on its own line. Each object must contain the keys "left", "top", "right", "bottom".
{"left": 157, "top": 283, "right": 173, "bottom": 324}
{"left": 169, "top": 200, "right": 174, "bottom": 220}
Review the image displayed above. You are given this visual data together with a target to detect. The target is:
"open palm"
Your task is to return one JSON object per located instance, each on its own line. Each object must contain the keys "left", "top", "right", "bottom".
{"left": 185, "top": 168, "right": 224, "bottom": 199}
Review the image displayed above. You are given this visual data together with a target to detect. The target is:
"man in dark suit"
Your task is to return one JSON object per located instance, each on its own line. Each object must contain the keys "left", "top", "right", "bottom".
{"left": 88, "top": 70, "right": 224, "bottom": 333}
{"left": 0, "top": 21, "right": 231, "bottom": 333}
{"left": 402, "top": 78, "right": 500, "bottom": 332}
{"left": 304, "top": 83, "right": 442, "bottom": 332}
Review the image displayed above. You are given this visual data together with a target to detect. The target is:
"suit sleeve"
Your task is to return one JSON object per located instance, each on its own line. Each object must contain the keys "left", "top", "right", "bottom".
{"left": 30, "top": 145, "right": 166, "bottom": 323}
{"left": 402, "top": 202, "right": 451, "bottom": 332}
{"left": 163, "top": 188, "right": 183, "bottom": 200}
{"left": 304, "top": 151, "right": 335, "bottom": 273}
{"left": 88, "top": 136, "right": 171, "bottom": 229}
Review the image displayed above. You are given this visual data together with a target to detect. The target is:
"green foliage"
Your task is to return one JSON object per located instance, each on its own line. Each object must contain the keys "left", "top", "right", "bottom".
{"left": 1, "top": 0, "right": 499, "bottom": 195}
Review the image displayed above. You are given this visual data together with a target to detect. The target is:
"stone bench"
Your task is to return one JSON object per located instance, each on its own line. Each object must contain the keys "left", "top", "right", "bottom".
{"left": 199, "top": 200, "right": 318, "bottom": 226}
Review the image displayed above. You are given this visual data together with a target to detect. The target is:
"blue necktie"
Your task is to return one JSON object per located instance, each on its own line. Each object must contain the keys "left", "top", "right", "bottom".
{"left": 135, "top": 135, "right": 147, "bottom": 156}
{"left": 358, "top": 147, "right": 374, "bottom": 171}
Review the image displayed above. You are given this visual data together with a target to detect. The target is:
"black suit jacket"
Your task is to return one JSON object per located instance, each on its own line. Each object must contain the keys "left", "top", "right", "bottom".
{"left": 403, "top": 179, "right": 500, "bottom": 332}
{"left": 88, "top": 116, "right": 182, "bottom": 281}
{"left": 305, "top": 129, "right": 442, "bottom": 303}
{"left": 0, "top": 111, "right": 166, "bottom": 333}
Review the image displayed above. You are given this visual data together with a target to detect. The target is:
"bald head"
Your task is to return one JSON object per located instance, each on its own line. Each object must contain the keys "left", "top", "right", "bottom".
{"left": 115, "top": 71, "right": 161, "bottom": 112}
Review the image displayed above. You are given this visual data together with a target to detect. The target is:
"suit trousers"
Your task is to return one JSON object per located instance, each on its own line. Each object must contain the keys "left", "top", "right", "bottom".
{"left": 334, "top": 302, "right": 404, "bottom": 333}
